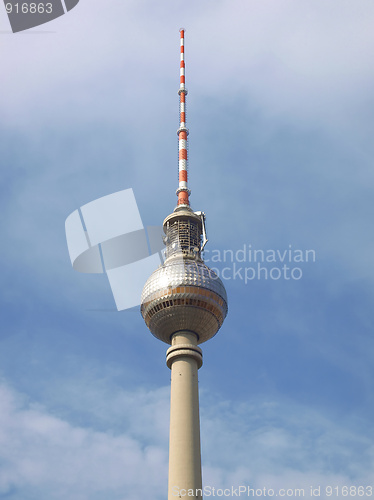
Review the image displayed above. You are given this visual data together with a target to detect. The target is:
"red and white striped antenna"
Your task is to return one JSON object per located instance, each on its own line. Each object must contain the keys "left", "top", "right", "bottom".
{"left": 176, "top": 28, "right": 191, "bottom": 207}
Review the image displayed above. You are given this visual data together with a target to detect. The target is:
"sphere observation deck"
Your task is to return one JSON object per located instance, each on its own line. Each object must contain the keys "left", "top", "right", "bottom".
{"left": 140, "top": 207, "right": 228, "bottom": 344}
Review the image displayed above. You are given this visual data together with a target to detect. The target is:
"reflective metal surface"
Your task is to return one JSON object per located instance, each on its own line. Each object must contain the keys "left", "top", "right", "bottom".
{"left": 141, "top": 258, "right": 228, "bottom": 344}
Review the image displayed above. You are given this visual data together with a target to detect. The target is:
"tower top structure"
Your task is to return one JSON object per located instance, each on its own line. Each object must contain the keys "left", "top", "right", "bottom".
{"left": 140, "top": 29, "right": 228, "bottom": 345}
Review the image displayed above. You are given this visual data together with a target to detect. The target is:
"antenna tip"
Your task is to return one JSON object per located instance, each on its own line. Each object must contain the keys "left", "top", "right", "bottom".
{"left": 179, "top": 28, "right": 185, "bottom": 34}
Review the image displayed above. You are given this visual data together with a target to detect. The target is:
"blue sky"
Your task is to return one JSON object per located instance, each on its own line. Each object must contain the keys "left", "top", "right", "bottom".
{"left": 1, "top": 0, "right": 374, "bottom": 498}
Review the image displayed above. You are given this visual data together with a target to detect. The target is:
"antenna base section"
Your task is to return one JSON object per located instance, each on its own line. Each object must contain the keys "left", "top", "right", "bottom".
{"left": 176, "top": 187, "right": 191, "bottom": 196}
{"left": 177, "top": 126, "right": 189, "bottom": 136}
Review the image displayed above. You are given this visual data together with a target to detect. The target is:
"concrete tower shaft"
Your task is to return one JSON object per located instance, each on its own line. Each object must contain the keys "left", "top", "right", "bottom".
{"left": 167, "top": 332, "right": 203, "bottom": 500}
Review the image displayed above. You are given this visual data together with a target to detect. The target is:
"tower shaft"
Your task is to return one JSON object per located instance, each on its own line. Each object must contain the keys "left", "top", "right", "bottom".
{"left": 167, "top": 332, "right": 203, "bottom": 500}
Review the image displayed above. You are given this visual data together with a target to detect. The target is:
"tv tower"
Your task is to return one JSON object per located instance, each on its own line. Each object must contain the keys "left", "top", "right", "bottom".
{"left": 140, "top": 29, "right": 228, "bottom": 500}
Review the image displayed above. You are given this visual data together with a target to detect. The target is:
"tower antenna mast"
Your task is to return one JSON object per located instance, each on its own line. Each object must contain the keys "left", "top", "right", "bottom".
{"left": 177, "top": 28, "right": 191, "bottom": 207}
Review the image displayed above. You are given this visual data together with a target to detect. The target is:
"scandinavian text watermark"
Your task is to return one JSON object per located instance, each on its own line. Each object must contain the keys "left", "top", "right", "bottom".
{"left": 203, "top": 244, "right": 316, "bottom": 282}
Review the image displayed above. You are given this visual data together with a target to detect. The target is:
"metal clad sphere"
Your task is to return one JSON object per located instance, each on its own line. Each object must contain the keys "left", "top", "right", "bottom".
{"left": 141, "top": 258, "right": 228, "bottom": 344}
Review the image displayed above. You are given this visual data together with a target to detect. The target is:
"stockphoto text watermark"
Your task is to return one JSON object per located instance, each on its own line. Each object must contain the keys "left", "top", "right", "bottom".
{"left": 172, "top": 486, "right": 305, "bottom": 497}
{"left": 172, "top": 484, "right": 373, "bottom": 497}
{"left": 203, "top": 244, "right": 316, "bottom": 283}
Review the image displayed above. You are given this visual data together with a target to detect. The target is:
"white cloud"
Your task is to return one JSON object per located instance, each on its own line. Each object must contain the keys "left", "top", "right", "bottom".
{"left": 0, "top": 380, "right": 168, "bottom": 499}
{"left": 200, "top": 395, "right": 374, "bottom": 497}
{"left": 1, "top": 0, "right": 374, "bottom": 133}
{"left": 0, "top": 380, "right": 372, "bottom": 499}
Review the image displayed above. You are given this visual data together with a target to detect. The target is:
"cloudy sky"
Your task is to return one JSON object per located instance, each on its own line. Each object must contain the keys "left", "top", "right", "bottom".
{"left": 1, "top": 1, "right": 374, "bottom": 498}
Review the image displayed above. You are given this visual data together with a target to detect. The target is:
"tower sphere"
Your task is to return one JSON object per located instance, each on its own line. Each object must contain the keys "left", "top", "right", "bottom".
{"left": 141, "top": 207, "right": 228, "bottom": 344}
{"left": 140, "top": 28, "right": 227, "bottom": 346}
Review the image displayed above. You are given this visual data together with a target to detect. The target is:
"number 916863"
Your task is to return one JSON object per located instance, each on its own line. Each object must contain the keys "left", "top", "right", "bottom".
{"left": 5, "top": 3, "right": 53, "bottom": 14}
